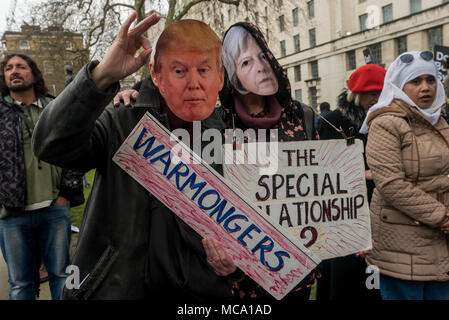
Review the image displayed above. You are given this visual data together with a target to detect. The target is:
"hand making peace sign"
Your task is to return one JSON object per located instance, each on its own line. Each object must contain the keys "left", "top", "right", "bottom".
{"left": 91, "top": 12, "right": 161, "bottom": 90}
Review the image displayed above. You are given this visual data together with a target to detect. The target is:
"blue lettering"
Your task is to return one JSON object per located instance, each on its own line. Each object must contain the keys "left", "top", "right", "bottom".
{"left": 209, "top": 200, "right": 236, "bottom": 224}
{"left": 237, "top": 224, "right": 261, "bottom": 247}
{"left": 267, "top": 251, "right": 290, "bottom": 272}
{"left": 179, "top": 173, "right": 207, "bottom": 200}
{"left": 149, "top": 151, "right": 172, "bottom": 175}
{"left": 197, "top": 190, "right": 221, "bottom": 210}
{"left": 251, "top": 236, "right": 273, "bottom": 267}
{"left": 133, "top": 128, "right": 165, "bottom": 158}
{"left": 251, "top": 236, "right": 290, "bottom": 272}
{"left": 166, "top": 162, "right": 189, "bottom": 189}
{"left": 223, "top": 214, "right": 248, "bottom": 233}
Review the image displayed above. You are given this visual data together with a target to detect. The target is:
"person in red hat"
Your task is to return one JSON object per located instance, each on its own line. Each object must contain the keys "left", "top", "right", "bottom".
{"left": 319, "top": 64, "right": 386, "bottom": 142}
{"left": 317, "top": 63, "right": 386, "bottom": 301}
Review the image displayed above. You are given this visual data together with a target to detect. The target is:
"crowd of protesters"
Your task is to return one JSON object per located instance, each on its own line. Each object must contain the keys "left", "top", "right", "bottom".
{"left": 1, "top": 11, "right": 449, "bottom": 301}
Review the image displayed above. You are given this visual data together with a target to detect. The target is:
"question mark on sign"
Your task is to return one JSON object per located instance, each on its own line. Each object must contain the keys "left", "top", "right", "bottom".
{"left": 300, "top": 226, "right": 318, "bottom": 248}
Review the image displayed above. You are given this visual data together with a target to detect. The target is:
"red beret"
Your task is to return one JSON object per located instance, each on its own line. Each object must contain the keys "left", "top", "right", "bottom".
{"left": 347, "top": 64, "right": 386, "bottom": 93}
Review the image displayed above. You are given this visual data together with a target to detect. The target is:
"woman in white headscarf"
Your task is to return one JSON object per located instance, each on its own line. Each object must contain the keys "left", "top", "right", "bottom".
{"left": 362, "top": 51, "right": 449, "bottom": 300}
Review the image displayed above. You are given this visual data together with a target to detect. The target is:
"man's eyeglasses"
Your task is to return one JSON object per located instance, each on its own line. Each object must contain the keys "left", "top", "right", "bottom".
{"left": 399, "top": 51, "right": 434, "bottom": 64}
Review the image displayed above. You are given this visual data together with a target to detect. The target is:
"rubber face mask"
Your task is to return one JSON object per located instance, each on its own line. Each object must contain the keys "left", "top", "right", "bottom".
{"left": 235, "top": 36, "right": 278, "bottom": 96}
{"left": 152, "top": 49, "right": 224, "bottom": 121}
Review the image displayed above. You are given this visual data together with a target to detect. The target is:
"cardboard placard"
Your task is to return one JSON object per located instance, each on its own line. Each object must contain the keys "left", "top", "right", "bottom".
{"left": 223, "top": 140, "right": 372, "bottom": 260}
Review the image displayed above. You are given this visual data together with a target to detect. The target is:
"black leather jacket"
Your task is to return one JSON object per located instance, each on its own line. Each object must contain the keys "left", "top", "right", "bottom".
{"left": 33, "top": 63, "right": 234, "bottom": 301}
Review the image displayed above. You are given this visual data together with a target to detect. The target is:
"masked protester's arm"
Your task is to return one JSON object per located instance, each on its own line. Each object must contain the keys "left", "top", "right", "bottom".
{"left": 91, "top": 12, "right": 160, "bottom": 91}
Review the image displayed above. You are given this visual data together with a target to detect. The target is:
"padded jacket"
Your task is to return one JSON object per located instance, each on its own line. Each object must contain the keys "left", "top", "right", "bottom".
{"left": 0, "top": 94, "right": 84, "bottom": 212}
{"left": 366, "top": 100, "right": 449, "bottom": 281}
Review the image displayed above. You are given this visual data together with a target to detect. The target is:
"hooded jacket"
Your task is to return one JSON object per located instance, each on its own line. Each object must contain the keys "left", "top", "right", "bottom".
{"left": 218, "top": 22, "right": 318, "bottom": 300}
{"left": 366, "top": 99, "right": 449, "bottom": 281}
{"left": 0, "top": 94, "right": 84, "bottom": 212}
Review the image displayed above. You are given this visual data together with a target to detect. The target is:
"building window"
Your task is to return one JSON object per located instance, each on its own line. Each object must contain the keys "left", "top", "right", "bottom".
{"left": 19, "top": 40, "right": 30, "bottom": 50}
{"left": 309, "top": 86, "right": 318, "bottom": 108}
{"left": 40, "top": 40, "right": 52, "bottom": 50}
{"left": 309, "top": 28, "right": 316, "bottom": 48}
{"left": 279, "top": 15, "right": 285, "bottom": 31}
{"left": 43, "top": 61, "right": 54, "bottom": 74}
{"left": 295, "top": 89, "right": 302, "bottom": 101}
{"left": 293, "top": 34, "right": 300, "bottom": 53}
{"left": 369, "top": 43, "right": 382, "bottom": 64}
{"left": 382, "top": 4, "right": 393, "bottom": 23}
{"left": 1, "top": 40, "right": 7, "bottom": 49}
{"left": 428, "top": 26, "right": 443, "bottom": 51}
{"left": 278, "top": 0, "right": 283, "bottom": 7}
{"left": 280, "top": 40, "right": 286, "bottom": 57}
{"left": 228, "top": 9, "right": 231, "bottom": 21}
{"left": 396, "top": 36, "right": 407, "bottom": 55}
{"left": 292, "top": 8, "right": 299, "bottom": 26}
{"left": 410, "top": 0, "right": 421, "bottom": 13}
{"left": 65, "top": 41, "right": 72, "bottom": 50}
{"left": 346, "top": 50, "right": 356, "bottom": 71}
{"left": 294, "top": 65, "right": 301, "bottom": 82}
{"left": 359, "top": 0, "right": 366, "bottom": 3}
{"left": 307, "top": 0, "right": 315, "bottom": 19}
{"left": 255, "top": 12, "right": 259, "bottom": 25}
{"left": 359, "top": 14, "right": 368, "bottom": 31}
{"left": 310, "top": 60, "right": 318, "bottom": 79}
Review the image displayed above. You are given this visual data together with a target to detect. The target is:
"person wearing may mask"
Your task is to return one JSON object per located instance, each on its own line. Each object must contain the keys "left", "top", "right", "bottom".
{"left": 361, "top": 51, "right": 449, "bottom": 300}
{"left": 219, "top": 22, "right": 319, "bottom": 301}
{"left": 219, "top": 23, "right": 317, "bottom": 142}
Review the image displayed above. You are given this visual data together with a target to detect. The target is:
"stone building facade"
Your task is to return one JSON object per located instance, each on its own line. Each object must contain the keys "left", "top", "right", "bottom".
{"left": 1, "top": 25, "right": 89, "bottom": 96}
{"left": 178, "top": 0, "right": 449, "bottom": 109}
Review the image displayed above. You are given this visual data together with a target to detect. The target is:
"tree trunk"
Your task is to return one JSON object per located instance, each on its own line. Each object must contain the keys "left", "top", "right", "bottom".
{"left": 135, "top": 0, "right": 150, "bottom": 79}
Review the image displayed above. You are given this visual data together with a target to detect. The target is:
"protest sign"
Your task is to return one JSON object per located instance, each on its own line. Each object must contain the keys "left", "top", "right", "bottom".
{"left": 112, "top": 112, "right": 320, "bottom": 300}
{"left": 223, "top": 140, "right": 372, "bottom": 260}
{"left": 435, "top": 45, "right": 449, "bottom": 84}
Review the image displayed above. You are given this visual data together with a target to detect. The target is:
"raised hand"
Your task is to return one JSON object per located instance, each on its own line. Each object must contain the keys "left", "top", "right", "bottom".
{"left": 91, "top": 12, "right": 160, "bottom": 90}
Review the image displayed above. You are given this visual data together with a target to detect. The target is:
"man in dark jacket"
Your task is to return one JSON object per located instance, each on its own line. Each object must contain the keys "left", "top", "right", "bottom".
{"left": 316, "top": 63, "right": 385, "bottom": 301}
{"left": 32, "top": 13, "right": 239, "bottom": 301}
{"left": 314, "top": 102, "right": 331, "bottom": 133}
{"left": 0, "top": 53, "right": 84, "bottom": 300}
